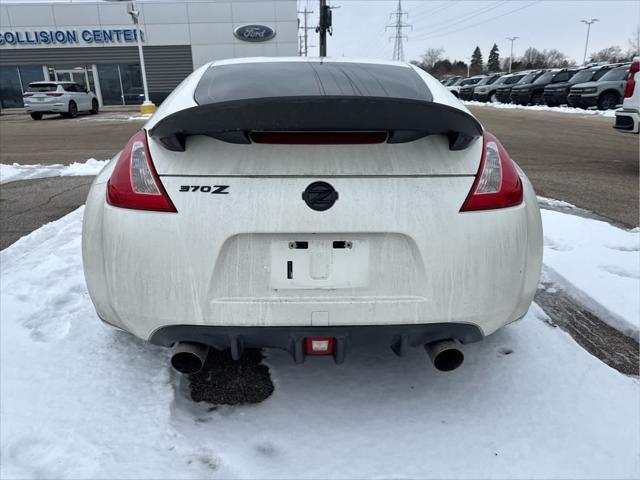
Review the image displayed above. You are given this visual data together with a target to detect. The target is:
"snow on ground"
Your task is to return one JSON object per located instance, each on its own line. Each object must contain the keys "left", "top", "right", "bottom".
{"left": 0, "top": 158, "right": 108, "bottom": 185}
{"left": 541, "top": 209, "right": 640, "bottom": 338}
{"left": 1, "top": 208, "right": 639, "bottom": 479}
{"left": 84, "top": 113, "right": 152, "bottom": 122}
{"left": 463, "top": 100, "right": 617, "bottom": 117}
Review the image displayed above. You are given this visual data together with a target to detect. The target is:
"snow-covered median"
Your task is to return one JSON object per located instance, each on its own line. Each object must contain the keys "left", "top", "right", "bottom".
{"left": 463, "top": 100, "right": 617, "bottom": 117}
{"left": 1, "top": 208, "right": 639, "bottom": 479}
{"left": 0, "top": 158, "right": 108, "bottom": 185}
{"left": 541, "top": 208, "right": 639, "bottom": 337}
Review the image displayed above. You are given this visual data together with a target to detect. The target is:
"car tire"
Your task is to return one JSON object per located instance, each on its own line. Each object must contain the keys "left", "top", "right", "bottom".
{"left": 531, "top": 92, "right": 544, "bottom": 105}
{"left": 90, "top": 99, "right": 99, "bottom": 115}
{"left": 30, "top": 112, "right": 43, "bottom": 120}
{"left": 66, "top": 101, "right": 78, "bottom": 118}
{"left": 489, "top": 92, "right": 498, "bottom": 103}
{"left": 597, "top": 92, "right": 619, "bottom": 110}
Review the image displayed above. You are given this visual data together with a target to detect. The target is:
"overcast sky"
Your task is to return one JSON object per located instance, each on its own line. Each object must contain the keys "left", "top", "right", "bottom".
{"left": 298, "top": 0, "right": 640, "bottom": 64}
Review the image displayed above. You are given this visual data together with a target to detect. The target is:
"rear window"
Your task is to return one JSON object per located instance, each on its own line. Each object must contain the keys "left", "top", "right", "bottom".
{"left": 599, "top": 66, "right": 629, "bottom": 81}
{"left": 194, "top": 62, "right": 433, "bottom": 104}
{"left": 27, "top": 83, "right": 58, "bottom": 92}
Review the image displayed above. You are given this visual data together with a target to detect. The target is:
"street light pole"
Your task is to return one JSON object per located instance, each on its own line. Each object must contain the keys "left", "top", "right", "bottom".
{"left": 127, "top": 1, "right": 155, "bottom": 114}
{"left": 506, "top": 36, "right": 519, "bottom": 73}
{"left": 580, "top": 18, "right": 599, "bottom": 65}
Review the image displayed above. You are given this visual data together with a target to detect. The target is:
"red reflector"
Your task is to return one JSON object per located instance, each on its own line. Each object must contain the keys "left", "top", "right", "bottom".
{"left": 303, "top": 337, "right": 335, "bottom": 355}
{"left": 250, "top": 131, "right": 388, "bottom": 144}
{"left": 22, "top": 92, "right": 34, "bottom": 97}
{"left": 46, "top": 92, "right": 64, "bottom": 97}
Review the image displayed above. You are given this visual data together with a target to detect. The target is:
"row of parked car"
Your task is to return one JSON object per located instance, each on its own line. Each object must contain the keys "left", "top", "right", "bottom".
{"left": 442, "top": 62, "right": 632, "bottom": 111}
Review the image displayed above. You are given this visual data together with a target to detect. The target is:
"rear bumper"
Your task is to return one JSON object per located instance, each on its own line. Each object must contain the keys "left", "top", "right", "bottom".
{"left": 149, "top": 322, "right": 485, "bottom": 363}
{"left": 614, "top": 109, "right": 640, "bottom": 133}
{"left": 24, "top": 103, "right": 66, "bottom": 113}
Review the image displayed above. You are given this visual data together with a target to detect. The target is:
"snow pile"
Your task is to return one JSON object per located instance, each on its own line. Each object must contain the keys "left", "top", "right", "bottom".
{"left": 0, "top": 158, "right": 108, "bottom": 185}
{"left": 87, "top": 113, "right": 152, "bottom": 122}
{"left": 1, "top": 208, "right": 639, "bottom": 479}
{"left": 464, "top": 100, "right": 617, "bottom": 117}
{"left": 542, "top": 209, "right": 639, "bottom": 337}
{"left": 537, "top": 196, "right": 578, "bottom": 210}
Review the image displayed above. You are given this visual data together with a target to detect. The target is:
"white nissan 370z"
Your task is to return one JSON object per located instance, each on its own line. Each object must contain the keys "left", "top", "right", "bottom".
{"left": 82, "top": 57, "right": 542, "bottom": 374}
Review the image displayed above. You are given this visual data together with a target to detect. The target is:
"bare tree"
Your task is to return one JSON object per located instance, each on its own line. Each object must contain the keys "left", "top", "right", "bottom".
{"left": 589, "top": 46, "right": 628, "bottom": 63}
{"left": 419, "top": 48, "right": 445, "bottom": 70}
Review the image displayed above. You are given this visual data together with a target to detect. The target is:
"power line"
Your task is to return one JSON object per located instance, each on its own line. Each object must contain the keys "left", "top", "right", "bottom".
{"left": 297, "top": 6, "right": 314, "bottom": 56}
{"left": 411, "top": 0, "right": 509, "bottom": 39}
{"left": 386, "top": 0, "right": 412, "bottom": 62}
{"left": 416, "top": 1, "right": 541, "bottom": 41}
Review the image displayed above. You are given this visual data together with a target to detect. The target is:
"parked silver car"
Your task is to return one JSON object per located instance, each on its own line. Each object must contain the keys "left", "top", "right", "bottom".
{"left": 23, "top": 81, "right": 99, "bottom": 120}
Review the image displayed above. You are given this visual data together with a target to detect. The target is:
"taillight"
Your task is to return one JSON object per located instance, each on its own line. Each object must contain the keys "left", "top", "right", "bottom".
{"left": 107, "top": 130, "right": 177, "bottom": 212}
{"left": 46, "top": 92, "right": 64, "bottom": 97}
{"left": 460, "top": 132, "right": 523, "bottom": 212}
{"left": 23, "top": 92, "right": 33, "bottom": 97}
{"left": 624, "top": 61, "right": 639, "bottom": 98}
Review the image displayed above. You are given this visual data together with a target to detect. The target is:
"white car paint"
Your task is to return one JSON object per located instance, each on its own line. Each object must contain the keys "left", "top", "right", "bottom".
{"left": 82, "top": 57, "right": 542, "bottom": 363}
{"left": 615, "top": 56, "right": 640, "bottom": 133}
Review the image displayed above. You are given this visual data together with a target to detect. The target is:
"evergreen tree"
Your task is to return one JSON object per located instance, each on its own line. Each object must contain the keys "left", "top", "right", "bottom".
{"left": 470, "top": 46, "right": 483, "bottom": 75}
{"left": 488, "top": 43, "right": 500, "bottom": 72}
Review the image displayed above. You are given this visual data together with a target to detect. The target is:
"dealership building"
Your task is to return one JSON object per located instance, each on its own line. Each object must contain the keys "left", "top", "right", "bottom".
{"left": 0, "top": 0, "right": 298, "bottom": 108}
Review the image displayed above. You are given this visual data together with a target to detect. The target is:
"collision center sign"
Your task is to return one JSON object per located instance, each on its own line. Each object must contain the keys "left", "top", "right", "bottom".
{"left": 0, "top": 29, "right": 144, "bottom": 46}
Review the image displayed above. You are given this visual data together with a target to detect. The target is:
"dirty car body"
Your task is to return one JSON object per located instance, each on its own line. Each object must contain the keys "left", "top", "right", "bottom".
{"left": 82, "top": 58, "right": 543, "bottom": 372}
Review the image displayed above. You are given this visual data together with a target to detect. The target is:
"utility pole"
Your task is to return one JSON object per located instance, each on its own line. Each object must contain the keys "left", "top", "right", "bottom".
{"left": 386, "top": 0, "right": 412, "bottom": 62}
{"left": 580, "top": 19, "right": 599, "bottom": 64}
{"left": 506, "top": 36, "right": 519, "bottom": 73}
{"left": 297, "top": 7, "right": 314, "bottom": 56}
{"left": 317, "top": 0, "right": 333, "bottom": 57}
{"left": 126, "top": 1, "right": 155, "bottom": 114}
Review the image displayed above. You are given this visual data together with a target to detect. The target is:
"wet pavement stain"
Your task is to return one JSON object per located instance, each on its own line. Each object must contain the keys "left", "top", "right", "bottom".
{"left": 536, "top": 283, "right": 639, "bottom": 376}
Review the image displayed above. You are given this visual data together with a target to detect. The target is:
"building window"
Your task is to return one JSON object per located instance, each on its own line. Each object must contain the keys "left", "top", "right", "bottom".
{"left": 0, "top": 66, "right": 24, "bottom": 108}
{"left": 18, "top": 66, "right": 45, "bottom": 92}
{"left": 0, "top": 66, "right": 46, "bottom": 108}
{"left": 97, "top": 63, "right": 143, "bottom": 106}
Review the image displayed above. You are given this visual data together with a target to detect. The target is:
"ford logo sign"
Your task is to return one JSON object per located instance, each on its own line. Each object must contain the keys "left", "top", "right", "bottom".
{"left": 233, "top": 24, "right": 276, "bottom": 42}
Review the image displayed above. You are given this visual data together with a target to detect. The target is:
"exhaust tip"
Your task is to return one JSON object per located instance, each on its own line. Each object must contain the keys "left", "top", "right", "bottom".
{"left": 171, "top": 352, "right": 205, "bottom": 375}
{"left": 426, "top": 340, "right": 464, "bottom": 372}
{"left": 432, "top": 348, "right": 464, "bottom": 372}
{"left": 170, "top": 342, "right": 210, "bottom": 375}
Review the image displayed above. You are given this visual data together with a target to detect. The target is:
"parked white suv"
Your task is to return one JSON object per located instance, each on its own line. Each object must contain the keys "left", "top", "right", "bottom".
{"left": 614, "top": 57, "right": 639, "bottom": 133}
{"left": 23, "top": 81, "right": 99, "bottom": 120}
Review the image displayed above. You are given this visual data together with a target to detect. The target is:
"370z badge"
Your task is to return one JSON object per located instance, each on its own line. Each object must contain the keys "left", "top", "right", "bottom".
{"left": 179, "top": 185, "right": 229, "bottom": 194}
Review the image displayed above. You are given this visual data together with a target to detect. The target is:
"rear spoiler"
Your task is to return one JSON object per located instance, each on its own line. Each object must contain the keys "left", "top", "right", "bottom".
{"left": 148, "top": 96, "right": 483, "bottom": 152}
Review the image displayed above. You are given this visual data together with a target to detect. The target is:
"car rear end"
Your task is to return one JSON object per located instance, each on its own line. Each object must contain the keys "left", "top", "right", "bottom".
{"left": 614, "top": 57, "right": 640, "bottom": 133}
{"left": 22, "top": 83, "right": 68, "bottom": 114}
{"left": 83, "top": 59, "right": 542, "bottom": 369}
